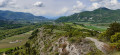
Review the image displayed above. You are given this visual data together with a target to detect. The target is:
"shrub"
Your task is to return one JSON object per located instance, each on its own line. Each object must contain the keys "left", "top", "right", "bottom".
{"left": 99, "top": 22, "right": 120, "bottom": 41}
{"left": 110, "top": 43, "right": 120, "bottom": 51}
{"left": 110, "top": 33, "right": 120, "bottom": 42}
{"left": 106, "top": 22, "right": 120, "bottom": 41}
{"left": 68, "top": 37, "right": 82, "bottom": 43}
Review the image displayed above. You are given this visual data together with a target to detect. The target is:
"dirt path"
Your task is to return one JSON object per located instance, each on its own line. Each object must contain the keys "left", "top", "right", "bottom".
{"left": 86, "top": 37, "right": 109, "bottom": 54}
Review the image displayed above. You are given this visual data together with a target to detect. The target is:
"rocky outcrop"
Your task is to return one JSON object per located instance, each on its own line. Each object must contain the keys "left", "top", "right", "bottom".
{"left": 86, "top": 37, "right": 110, "bottom": 54}
{"left": 57, "top": 37, "right": 102, "bottom": 55}
{"left": 31, "top": 28, "right": 103, "bottom": 55}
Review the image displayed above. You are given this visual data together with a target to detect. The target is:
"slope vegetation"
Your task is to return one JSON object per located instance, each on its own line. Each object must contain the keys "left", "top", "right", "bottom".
{"left": 56, "top": 7, "right": 120, "bottom": 23}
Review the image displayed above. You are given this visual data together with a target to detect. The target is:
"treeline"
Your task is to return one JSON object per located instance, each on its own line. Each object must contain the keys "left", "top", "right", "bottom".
{"left": 5, "top": 29, "right": 40, "bottom": 55}
{"left": 0, "top": 24, "right": 42, "bottom": 40}
{"left": 0, "top": 19, "right": 26, "bottom": 29}
{"left": 0, "top": 22, "right": 53, "bottom": 40}
{"left": 0, "top": 24, "right": 24, "bottom": 29}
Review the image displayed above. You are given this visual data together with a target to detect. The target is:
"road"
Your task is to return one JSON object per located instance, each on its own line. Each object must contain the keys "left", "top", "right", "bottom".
{"left": 86, "top": 37, "right": 109, "bottom": 54}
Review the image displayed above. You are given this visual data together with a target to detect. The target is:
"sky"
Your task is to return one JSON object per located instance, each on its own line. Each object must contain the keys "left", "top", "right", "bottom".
{"left": 0, "top": 0, "right": 120, "bottom": 18}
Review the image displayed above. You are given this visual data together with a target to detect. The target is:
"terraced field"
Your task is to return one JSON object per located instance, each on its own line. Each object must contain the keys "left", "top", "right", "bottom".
{"left": 0, "top": 31, "right": 32, "bottom": 52}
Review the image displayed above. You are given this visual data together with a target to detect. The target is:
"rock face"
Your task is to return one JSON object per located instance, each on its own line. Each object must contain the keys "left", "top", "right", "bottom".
{"left": 2, "top": 52, "right": 6, "bottom": 55}
{"left": 32, "top": 29, "right": 102, "bottom": 55}
{"left": 29, "top": 28, "right": 103, "bottom": 55}
{"left": 57, "top": 37, "right": 101, "bottom": 55}
{"left": 86, "top": 37, "right": 110, "bottom": 54}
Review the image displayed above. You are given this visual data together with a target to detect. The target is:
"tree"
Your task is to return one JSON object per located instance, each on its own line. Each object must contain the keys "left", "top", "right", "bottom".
{"left": 111, "top": 33, "right": 120, "bottom": 42}
{"left": 106, "top": 22, "right": 120, "bottom": 40}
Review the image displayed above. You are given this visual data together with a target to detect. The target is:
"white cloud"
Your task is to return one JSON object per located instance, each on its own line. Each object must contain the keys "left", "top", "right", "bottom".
{"left": 72, "top": 1, "right": 85, "bottom": 13}
{"left": 87, "top": 3, "right": 100, "bottom": 11}
{"left": 110, "top": 0, "right": 118, "bottom": 5}
{"left": 99, "top": 0, "right": 120, "bottom": 9}
{"left": 56, "top": 7, "right": 68, "bottom": 15}
{"left": 90, "top": 0, "right": 103, "bottom": 2}
{"left": 86, "top": 0, "right": 120, "bottom": 11}
{"left": 92, "top": 3, "right": 99, "bottom": 8}
{"left": 0, "top": 0, "right": 9, "bottom": 7}
{"left": 33, "top": 2, "right": 44, "bottom": 7}
{"left": 90, "top": 0, "right": 98, "bottom": 2}
{"left": 0, "top": 0, "right": 18, "bottom": 8}
{"left": 0, "top": 0, "right": 120, "bottom": 18}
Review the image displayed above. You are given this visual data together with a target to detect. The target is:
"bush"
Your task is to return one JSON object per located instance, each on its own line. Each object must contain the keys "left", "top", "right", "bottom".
{"left": 110, "top": 43, "right": 120, "bottom": 51}
{"left": 110, "top": 33, "right": 120, "bottom": 42}
{"left": 98, "top": 32, "right": 108, "bottom": 41}
{"left": 68, "top": 37, "right": 82, "bottom": 43}
{"left": 106, "top": 22, "right": 120, "bottom": 41}
{"left": 99, "top": 22, "right": 120, "bottom": 41}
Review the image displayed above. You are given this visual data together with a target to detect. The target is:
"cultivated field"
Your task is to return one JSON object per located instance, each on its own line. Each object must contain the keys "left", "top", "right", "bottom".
{"left": 0, "top": 31, "right": 32, "bottom": 52}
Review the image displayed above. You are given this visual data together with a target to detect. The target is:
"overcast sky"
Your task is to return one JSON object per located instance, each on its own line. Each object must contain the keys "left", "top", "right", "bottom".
{"left": 0, "top": 0, "right": 120, "bottom": 18}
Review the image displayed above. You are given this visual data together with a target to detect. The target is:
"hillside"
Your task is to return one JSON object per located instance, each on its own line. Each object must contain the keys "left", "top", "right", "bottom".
{"left": 1, "top": 22, "right": 120, "bottom": 55}
{"left": 0, "top": 16, "right": 11, "bottom": 26}
{"left": 56, "top": 7, "right": 120, "bottom": 23}
{"left": 4, "top": 24, "right": 104, "bottom": 55}
{"left": 0, "top": 10, "right": 48, "bottom": 23}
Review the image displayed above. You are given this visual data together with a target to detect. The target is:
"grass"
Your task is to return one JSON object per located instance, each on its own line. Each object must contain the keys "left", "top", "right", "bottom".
{"left": 73, "top": 22, "right": 90, "bottom": 24}
{"left": 65, "top": 22, "right": 107, "bottom": 32}
{"left": 72, "top": 25, "right": 85, "bottom": 29}
{"left": 53, "top": 29, "right": 66, "bottom": 33}
{"left": 0, "top": 31, "right": 32, "bottom": 52}
{"left": 0, "top": 48, "right": 15, "bottom": 52}
{"left": 64, "top": 22, "right": 73, "bottom": 25}
{"left": 84, "top": 25, "right": 107, "bottom": 31}
{"left": 111, "top": 51, "right": 120, "bottom": 55}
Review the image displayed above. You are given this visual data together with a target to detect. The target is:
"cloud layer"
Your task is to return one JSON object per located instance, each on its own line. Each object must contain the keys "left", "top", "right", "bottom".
{"left": 0, "top": 0, "right": 10, "bottom": 7}
{"left": 0, "top": 0, "right": 120, "bottom": 18}
{"left": 72, "top": 1, "right": 86, "bottom": 13}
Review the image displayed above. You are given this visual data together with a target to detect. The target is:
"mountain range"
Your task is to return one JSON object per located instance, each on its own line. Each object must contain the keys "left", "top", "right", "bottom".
{"left": 56, "top": 7, "right": 120, "bottom": 23}
{"left": 0, "top": 10, "right": 48, "bottom": 23}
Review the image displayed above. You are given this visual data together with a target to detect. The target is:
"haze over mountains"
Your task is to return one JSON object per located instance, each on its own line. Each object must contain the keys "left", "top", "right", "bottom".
{"left": 56, "top": 7, "right": 120, "bottom": 23}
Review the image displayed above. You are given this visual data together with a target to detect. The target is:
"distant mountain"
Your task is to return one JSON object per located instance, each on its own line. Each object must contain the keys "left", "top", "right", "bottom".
{"left": 0, "top": 10, "right": 48, "bottom": 23}
{"left": 0, "top": 16, "right": 6, "bottom": 20}
{"left": 0, "top": 16, "right": 10, "bottom": 25}
{"left": 56, "top": 7, "right": 120, "bottom": 23}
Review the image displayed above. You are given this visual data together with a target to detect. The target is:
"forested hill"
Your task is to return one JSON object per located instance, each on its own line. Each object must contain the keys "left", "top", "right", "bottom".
{"left": 0, "top": 10, "right": 48, "bottom": 23}
{"left": 0, "top": 16, "right": 9, "bottom": 25}
{"left": 56, "top": 7, "right": 120, "bottom": 23}
{"left": 0, "top": 16, "right": 6, "bottom": 20}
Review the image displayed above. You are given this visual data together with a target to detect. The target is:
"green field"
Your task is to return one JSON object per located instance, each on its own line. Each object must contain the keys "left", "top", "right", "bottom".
{"left": 65, "top": 22, "right": 107, "bottom": 31}
{"left": 0, "top": 31, "right": 32, "bottom": 52}
{"left": 84, "top": 25, "right": 107, "bottom": 31}
{"left": 72, "top": 25, "right": 85, "bottom": 29}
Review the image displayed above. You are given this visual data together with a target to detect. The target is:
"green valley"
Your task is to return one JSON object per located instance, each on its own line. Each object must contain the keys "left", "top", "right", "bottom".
{"left": 0, "top": 2, "right": 120, "bottom": 55}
